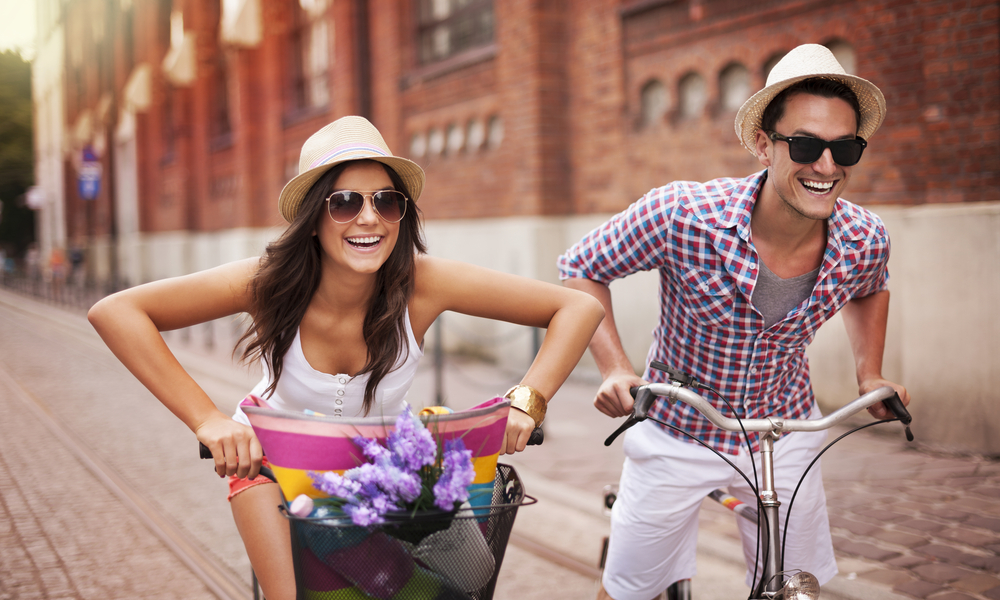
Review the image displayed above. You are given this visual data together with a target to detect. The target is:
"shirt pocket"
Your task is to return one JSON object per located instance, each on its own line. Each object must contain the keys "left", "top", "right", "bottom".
{"left": 677, "top": 267, "right": 736, "bottom": 328}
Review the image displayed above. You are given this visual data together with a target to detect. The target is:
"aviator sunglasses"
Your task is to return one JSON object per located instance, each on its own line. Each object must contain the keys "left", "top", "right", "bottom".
{"left": 767, "top": 131, "right": 868, "bottom": 167}
{"left": 325, "top": 190, "right": 408, "bottom": 224}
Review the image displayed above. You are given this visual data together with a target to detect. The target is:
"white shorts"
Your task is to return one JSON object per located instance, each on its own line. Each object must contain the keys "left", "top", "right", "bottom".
{"left": 602, "top": 411, "right": 836, "bottom": 600}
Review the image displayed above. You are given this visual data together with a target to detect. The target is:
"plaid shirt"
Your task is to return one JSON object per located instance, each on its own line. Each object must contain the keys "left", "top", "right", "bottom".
{"left": 558, "top": 170, "right": 890, "bottom": 455}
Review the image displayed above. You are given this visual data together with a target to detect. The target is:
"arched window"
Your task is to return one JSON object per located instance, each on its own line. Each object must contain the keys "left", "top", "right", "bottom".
{"left": 639, "top": 79, "right": 668, "bottom": 128}
{"left": 410, "top": 132, "right": 427, "bottom": 158}
{"left": 762, "top": 52, "right": 785, "bottom": 82}
{"left": 678, "top": 72, "right": 707, "bottom": 119}
{"left": 487, "top": 115, "right": 503, "bottom": 149}
{"left": 466, "top": 118, "right": 485, "bottom": 152}
{"left": 446, "top": 122, "right": 464, "bottom": 154}
{"left": 427, "top": 127, "right": 445, "bottom": 156}
{"left": 719, "top": 63, "right": 751, "bottom": 112}
{"left": 825, "top": 39, "right": 856, "bottom": 74}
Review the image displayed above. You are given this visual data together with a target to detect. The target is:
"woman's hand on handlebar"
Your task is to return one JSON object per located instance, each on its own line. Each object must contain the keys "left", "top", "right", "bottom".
{"left": 195, "top": 415, "right": 263, "bottom": 480}
{"left": 861, "top": 378, "right": 910, "bottom": 420}
{"left": 595, "top": 372, "right": 648, "bottom": 418}
{"left": 501, "top": 408, "right": 538, "bottom": 455}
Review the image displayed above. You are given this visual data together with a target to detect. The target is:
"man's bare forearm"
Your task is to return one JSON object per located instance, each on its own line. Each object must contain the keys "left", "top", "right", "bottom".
{"left": 562, "top": 278, "right": 635, "bottom": 378}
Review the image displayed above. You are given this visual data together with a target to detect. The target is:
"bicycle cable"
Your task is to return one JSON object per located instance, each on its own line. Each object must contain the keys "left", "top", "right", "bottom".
{"left": 695, "top": 383, "right": 765, "bottom": 599}
{"left": 778, "top": 417, "right": 901, "bottom": 572}
{"left": 644, "top": 414, "right": 770, "bottom": 600}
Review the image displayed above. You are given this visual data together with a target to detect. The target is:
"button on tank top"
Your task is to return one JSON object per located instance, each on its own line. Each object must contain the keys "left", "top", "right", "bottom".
{"left": 233, "top": 309, "right": 423, "bottom": 424}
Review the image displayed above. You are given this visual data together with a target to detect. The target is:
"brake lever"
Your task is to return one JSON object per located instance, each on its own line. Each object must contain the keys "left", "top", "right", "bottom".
{"left": 604, "top": 364, "right": 696, "bottom": 447}
{"left": 882, "top": 393, "right": 914, "bottom": 442}
{"left": 604, "top": 386, "right": 660, "bottom": 446}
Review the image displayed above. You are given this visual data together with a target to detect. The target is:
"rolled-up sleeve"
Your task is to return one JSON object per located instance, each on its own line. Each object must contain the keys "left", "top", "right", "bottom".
{"left": 850, "top": 214, "right": 892, "bottom": 299}
{"left": 558, "top": 187, "right": 675, "bottom": 284}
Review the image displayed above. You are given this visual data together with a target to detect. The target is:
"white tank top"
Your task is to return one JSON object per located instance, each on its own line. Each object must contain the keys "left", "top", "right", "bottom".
{"left": 232, "top": 309, "right": 423, "bottom": 425}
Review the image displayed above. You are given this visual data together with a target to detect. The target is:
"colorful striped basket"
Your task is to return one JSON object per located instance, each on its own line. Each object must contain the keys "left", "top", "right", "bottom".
{"left": 240, "top": 396, "right": 530, "bottom": 600}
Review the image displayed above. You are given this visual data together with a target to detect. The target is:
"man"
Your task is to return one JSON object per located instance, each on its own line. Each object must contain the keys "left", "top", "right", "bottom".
{"left": 558, "top": 44, "right": 911, "bottom": 600}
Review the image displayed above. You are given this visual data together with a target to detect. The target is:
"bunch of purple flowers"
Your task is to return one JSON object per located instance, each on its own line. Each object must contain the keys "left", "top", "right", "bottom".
{"left": 310, "top": 405, "right": 476, "bottom": 526}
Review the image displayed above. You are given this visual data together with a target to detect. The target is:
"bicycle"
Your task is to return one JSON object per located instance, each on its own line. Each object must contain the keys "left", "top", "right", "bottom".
{"left": 200, "top": 407, "right": 543, "bottom": 600}
{"left": 600, "top": 362, "right": 913, "bottom": 600}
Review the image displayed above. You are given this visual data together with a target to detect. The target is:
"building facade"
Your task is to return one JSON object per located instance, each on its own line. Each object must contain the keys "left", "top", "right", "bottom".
{"left": 35, "top": 0, "right": 1000, "bottom": 453}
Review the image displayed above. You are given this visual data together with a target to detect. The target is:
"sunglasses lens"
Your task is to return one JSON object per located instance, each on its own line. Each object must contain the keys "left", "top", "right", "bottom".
{"left": 328, "top": 192, "right": 364, "bottom": 223}
{"left": 373, "top": 191, "right": 406, "bottom": 223}
{"left": 787, "top": 138, "right": 825, "bottom": 164}
{"left": 830, "top": 140, "right": 864, "bottom": 166}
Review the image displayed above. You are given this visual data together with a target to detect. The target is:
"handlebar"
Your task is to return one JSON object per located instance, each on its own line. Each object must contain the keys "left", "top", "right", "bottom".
{"left": 605, "top": 365, "right": 912, "bottom": 446}
{"left": 639, "top": 383, "right": 904, "bottom": 433}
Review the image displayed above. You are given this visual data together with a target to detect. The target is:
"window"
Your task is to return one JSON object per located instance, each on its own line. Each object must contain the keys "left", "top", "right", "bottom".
{"left": 719, "top": 63, "right": 750, "bottom": 112}
{"left": 410, "top": 132, "right": 427, "bottom": 158}
{"left": 762, "top": 52, "right": 785, "bottom": 81}
{"left": 466, "top": 118, "right": 485, "bottom": 152}
{"left": 446, "top": 122, "right": 464, "bottom": 154}
{"left": 427, "top": 127, "right": 445, "bottom": 156}
{"left": 486, "top": 115, "right": 503, "bottom": 149}
{"left": 417, "top": 0, "right": 494, "bottom": 65}
{"left": 678, "top": 72, "right": 707, "bottom": 119}
{"left": 288, "top": 0, "right": 331, "bottom": 114}
{"left": 639, "top": 79, "right": 668, "bottom": 128}
{"left": 825, "top": 40, "right": 856, "bottom": 74}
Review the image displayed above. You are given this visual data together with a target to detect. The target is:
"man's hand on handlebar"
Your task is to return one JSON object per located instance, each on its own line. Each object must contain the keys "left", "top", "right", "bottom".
{"left": 195, "top": 415, "right": 263, "bottom": 480}
{"left": 595, "top": 372, "right": 648, "bottom": 418}
{"left": 861, "top": 378, "right": 910, "bottom": 420}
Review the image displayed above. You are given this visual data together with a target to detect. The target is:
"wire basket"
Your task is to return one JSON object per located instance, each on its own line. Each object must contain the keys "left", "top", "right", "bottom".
{"left": 281, "top": 463, "right": 533, "bottom": 600}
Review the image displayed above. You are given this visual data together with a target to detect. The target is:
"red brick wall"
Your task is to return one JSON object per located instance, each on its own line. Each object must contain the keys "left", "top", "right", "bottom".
{"left": 61, "top": 0, "right": 1000, "bottom": 241}
{"left": 564, "top": 0, "right": 999, "bottom": 214}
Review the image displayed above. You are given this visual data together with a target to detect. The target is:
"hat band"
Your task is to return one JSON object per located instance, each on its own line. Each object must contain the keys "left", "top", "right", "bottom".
{"left": 308, "top": 143, "right": 390, "bottom": 169}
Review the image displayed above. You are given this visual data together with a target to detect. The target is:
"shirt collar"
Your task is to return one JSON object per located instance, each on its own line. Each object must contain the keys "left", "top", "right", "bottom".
{"left": 712, "top": 169, "right": 868, "bottom": 244}
{"left": 713, "top": 170, "right": 765, "bottom": 242}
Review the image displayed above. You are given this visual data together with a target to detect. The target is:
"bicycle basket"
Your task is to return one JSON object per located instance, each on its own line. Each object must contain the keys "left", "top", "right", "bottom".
{"left": 282, "top": 463, "right": 532, "bottom": 600}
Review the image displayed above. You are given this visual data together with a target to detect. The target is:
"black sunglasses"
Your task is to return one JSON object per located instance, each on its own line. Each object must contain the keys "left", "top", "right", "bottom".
{"left": 325, "top": 190, "right": 408, "bottom": 224}
{"left": 767, "top": 131, "right": 868, "bottom": 167}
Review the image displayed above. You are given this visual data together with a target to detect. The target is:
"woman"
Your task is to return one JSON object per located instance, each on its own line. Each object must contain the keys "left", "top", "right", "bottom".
{"left": 88, "top": 116, "right": 604, "bottom": 600}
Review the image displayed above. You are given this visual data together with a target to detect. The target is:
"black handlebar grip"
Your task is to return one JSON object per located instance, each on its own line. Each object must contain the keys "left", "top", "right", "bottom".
{"left": 258, "top": 465, "right": 277, "bottom": 483}
{"left": 882, "top": 393, "right": 914, "bottom": 442}
{"left": 527, "top": 427, "right": 544, "bottom": 446}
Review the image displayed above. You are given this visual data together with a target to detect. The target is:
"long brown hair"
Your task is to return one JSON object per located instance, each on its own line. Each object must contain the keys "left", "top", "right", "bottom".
{"left": 237, "top": 160, "right": 427, "bottom": 414}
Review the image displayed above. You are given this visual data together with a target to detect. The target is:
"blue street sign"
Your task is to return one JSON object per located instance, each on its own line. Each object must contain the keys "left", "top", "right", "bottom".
{"left": 78, "top": 145, "right": 102, "bottom": 201}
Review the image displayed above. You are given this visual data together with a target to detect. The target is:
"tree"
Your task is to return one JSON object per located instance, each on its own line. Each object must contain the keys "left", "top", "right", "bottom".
{"left": 0, "top": 50, "right": 35, "bottom": 257}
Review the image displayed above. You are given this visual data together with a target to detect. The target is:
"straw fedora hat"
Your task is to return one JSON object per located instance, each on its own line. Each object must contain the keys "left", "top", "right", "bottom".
{"left": 734, "top": 44, "right": 886, "bottom": 154}
{"left": 278, "top": 116, "right": 425, "bottom": 223}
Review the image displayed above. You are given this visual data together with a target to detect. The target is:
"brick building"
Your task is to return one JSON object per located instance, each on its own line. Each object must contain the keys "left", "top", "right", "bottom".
{"left": 34, "top": 0, "right": 1000, "bottom": 452}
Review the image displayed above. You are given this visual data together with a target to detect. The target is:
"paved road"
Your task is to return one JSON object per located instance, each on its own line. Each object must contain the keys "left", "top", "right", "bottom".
{"left": 2, "top": 287, "right": 999, "bottom": 599}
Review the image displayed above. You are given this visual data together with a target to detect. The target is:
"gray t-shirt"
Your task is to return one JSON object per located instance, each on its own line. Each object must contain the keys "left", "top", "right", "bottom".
{"left": 752, "top": 261, "right": 820, "bottom": 329}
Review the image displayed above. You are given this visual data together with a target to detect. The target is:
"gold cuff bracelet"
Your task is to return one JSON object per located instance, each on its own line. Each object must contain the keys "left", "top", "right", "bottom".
{"left": 504, "top": 384, "right": 547, "bottom": 429}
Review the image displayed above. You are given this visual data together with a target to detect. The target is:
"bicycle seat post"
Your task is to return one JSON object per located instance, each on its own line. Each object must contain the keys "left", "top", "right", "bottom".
{"left": 758, "top": 431, "right": 783, "bottom": 596}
